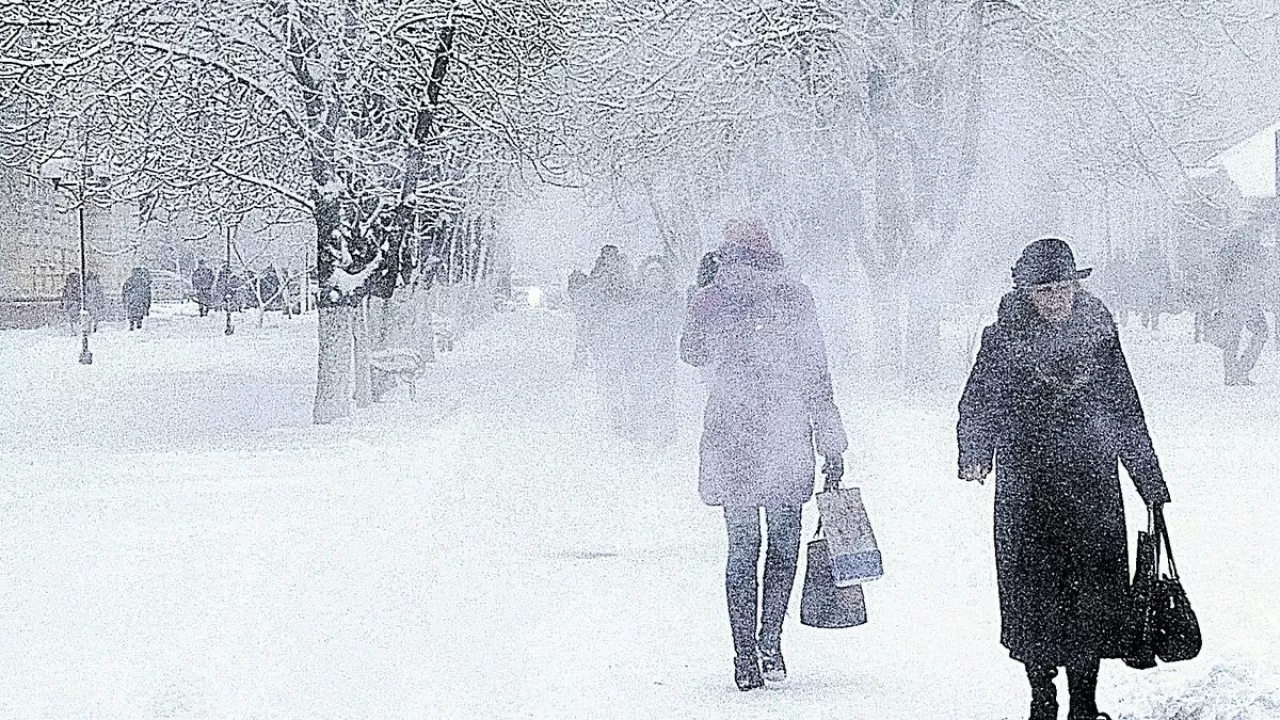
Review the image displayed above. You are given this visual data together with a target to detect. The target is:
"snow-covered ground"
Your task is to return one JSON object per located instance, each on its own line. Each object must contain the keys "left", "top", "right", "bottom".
{"left": 2, "top": 303, "right": 1279, "bottom": 719}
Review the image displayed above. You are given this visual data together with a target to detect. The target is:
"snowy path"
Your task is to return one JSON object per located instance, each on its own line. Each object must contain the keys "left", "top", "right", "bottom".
{"left": 2, "top": 307, "right": 1279, "bottom": 718}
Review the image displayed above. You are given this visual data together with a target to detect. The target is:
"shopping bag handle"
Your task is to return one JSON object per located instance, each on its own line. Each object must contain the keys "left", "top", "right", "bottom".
{"left": 813, "top": 486, "right": 836, "bottom": 540}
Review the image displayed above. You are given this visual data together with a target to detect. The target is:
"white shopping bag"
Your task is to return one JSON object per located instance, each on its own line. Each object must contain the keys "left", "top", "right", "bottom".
{"left": 815, "top": 487, "right": 883, "bottom": 587}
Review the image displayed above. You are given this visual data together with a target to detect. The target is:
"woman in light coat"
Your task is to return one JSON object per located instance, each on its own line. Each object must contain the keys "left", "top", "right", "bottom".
{"left": 681, "top": 217, "right": 847, "bottom": 691}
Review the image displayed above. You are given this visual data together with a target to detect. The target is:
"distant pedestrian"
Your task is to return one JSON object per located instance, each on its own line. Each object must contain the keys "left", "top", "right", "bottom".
{"left": 587, "top": 244, "right": 638, "bottom": 430}
{"left": 1132, "top": 238, "right": 1170, "bottom": 330}
{"left": 259, "top": 265, "right": 282, "bottom": 310}
{"left": 682, "top": 217, "right": 848, "bottom": 691}
{"left": 84, "top": 273, "right": 105, "bottom": 332}
{"left": 958, "top": 238, "right": 1172, "bottom": 720}
{"left": 192, "top": 260, "right": 215, "bottom": 317}
{"left": 1214, "top": 235, "right": 1268, "bottom": 385}
{"left": 215, "top": 266, "right": 244, "bottom": 312}
{"left": 567, "top": 269, "right": 592, "bottom": 368}
{"left": 60, "top": 272, "right": 82, "bottom": 329}
{"left": 122, "top": 267, "right": 153, "bottom": 330}
{"left": 630, "top": 255, "right": 683, "bottom": 444}
{"left": 589, "top": 245, "right": 634, "bottom": 304}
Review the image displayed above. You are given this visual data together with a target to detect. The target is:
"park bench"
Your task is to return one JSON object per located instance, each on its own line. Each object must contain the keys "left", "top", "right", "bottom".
{"left": 370, "top": 348, "right": 421, "bottom": 401}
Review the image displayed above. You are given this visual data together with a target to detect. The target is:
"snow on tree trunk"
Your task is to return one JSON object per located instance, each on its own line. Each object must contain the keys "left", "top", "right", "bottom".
{"left": 901, "top": 288, "right": 943, "bottom": 387}
{"left": 416, "top": 286, "right": 436, "bottom": 367}
{"left": 314, "top": 303, "right": 354, "bottom": 424}
{"left": 870, "top": 283, "right": 903, "bottom": 376}
{"left": 352, "top": 299, "right": 373, "bottom": 408}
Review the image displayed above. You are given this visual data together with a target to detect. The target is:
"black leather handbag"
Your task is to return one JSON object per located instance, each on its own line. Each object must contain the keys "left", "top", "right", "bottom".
{"left": 1153, "top": 508, "right": 1202, "bottom": 663}
{"left": 1123, "top": 512, "right": 1160, "bottom": 670}
{"left": 1125, "top": 507, "right": 1201, "bottom": 669}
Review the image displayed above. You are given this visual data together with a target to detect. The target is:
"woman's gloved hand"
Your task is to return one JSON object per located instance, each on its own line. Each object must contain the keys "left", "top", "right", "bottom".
{"left": 961, "top": 463, "right": 992, "bottom": 484}
{"left": 822, "top": 454, "right": 844, "bottom": 491}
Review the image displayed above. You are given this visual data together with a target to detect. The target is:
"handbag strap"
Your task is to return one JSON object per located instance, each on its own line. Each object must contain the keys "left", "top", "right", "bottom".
{"left": 1155, "top": 506, "right": 1180, "bottom": 580}
{"left": 1146, "top": 506, "right": 1163, "bottom": 574}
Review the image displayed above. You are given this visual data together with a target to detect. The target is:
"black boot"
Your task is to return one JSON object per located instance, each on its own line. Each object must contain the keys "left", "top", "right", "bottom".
{"left": 734, "top": 653, "right": 763, "bottom": 691}
{"left": 1066, "top": 657, "right": 1107, "bottom": 720}
{"left": 758, "top": 505, "right": 801, "bottom": 683}
{"left": 1025, "top": 664, "right": 1058, "bottom": 720}
{"left": 758, "top": 640, "right": 786, "bottom": 683}
{"left": 725, "top": 507, "right": 763, "bottom": 691}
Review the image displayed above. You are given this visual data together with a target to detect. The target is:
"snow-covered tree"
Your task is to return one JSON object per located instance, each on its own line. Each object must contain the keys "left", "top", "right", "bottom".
{"left": 1, "top": 0, "right": 573, "bottom": 421}
{"left": 566, "top": 0, "right": 1276, "bottom": 379}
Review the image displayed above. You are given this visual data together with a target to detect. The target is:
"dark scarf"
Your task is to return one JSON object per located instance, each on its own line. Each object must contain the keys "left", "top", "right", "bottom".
{"left": 717, "top": 242, "right": 785, "bottom": 273}
{"left": 996, "top": 291, "right": 1115, "bottom": 401}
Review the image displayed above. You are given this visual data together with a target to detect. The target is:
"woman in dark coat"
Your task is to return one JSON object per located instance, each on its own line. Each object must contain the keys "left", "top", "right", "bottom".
{"left": 957, "top": 239, "right": 1171, "bottom": 720}
{"left": 122, "top": 267, "right": 153, "bottom": 330}
{"left": 682, "top": 217, "right": 847, "bottom": 691}
{"left": 629, "top": 255, "right": 683, "bottom": 444}
{"left": 60, "top": 272, "right": 83, "bottom": 329}
{"left": 192, "top": 260, "right": 216, "bottom": 317}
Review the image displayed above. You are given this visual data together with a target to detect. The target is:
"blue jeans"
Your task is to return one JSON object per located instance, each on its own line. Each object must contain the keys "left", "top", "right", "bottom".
{"left": 723, "top": 504, "right": 802, "bottom": 659}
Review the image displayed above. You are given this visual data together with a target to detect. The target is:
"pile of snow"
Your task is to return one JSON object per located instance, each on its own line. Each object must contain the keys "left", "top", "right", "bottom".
{"left": 1115, "top": 663, "right": 1280, "bottom": 720}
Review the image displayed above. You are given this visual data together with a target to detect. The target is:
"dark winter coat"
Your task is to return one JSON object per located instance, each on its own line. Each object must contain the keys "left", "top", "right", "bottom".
{"left": 259, "top": 268, "right": 281, "bottom": 309}
{"left": 60, "top": 273, "right": 81, "bottom": 313}
{"left": 682, "top": 243, "right": 847, "bottom": 507}
{"left": 1217, "top": 238, "right": 1265, "bottom": 318}
{"left": 958, "top": 290, "right": 1171, "bottom": 664}
{"left": 193, "top": 266, "right": 215, "bottom": 304}
{"left": 84, "top": 274, "right": 106, "bottom": 317}
{"left": 122, "top": 271, "right": 153, "bottom": 320}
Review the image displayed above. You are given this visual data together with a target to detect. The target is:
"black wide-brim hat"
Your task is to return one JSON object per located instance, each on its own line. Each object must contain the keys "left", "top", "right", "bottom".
{"left": 1012, "top": 238, "right": 1092, "bottom": 288}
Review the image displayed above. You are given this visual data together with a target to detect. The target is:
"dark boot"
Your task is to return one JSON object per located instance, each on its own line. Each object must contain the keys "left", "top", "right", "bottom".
{"left": 1066, "top": 657, "right": 1103, "bottom": 720}
{"left": 1025, "top": 664, "right": 1058, "bottom": 720}
{"left": 758, "top": 505, "right": 801, "bottom": 683}
{"left": 758, "top": 641, "right": 785, "bottom": 683}
{"left": 734, "top": 654, "right": 763, "bottom": 692}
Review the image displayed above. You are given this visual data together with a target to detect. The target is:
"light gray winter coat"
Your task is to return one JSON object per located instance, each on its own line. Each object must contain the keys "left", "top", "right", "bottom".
{"left": 681, "top": 243, "right": 847, "bottom": 507}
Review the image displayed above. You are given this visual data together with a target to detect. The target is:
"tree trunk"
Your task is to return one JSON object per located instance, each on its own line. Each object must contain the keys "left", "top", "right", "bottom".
{"left": 870, "top": 280, "right": 903, "bottom": 375}
{"left": 314, "top": 303, "right": 354, "bottom": 424}
{"left": 417, "top": 285, "right": 437, "bottom": 367}
{"left": 901, "top": 285, "right": 943, "bottom": 387}
{"left": 370, "top": 297, "right": 390, "bottom": 351}
{"left": 352, "top": 299, "right": 373, "bottom": 408}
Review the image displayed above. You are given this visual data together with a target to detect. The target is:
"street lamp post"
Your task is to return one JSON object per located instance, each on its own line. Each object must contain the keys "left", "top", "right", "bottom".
{"left": 76, "top": 192, "right": 92, "bottom": 364}
{"left": 51, "top": 174, "right": 94, "bottom": 365}
{"left": 224, "top": 225, "right": 235, "bottom": 336}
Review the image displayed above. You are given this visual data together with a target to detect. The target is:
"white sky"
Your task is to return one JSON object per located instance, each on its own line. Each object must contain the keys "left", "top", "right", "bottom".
{"left": 503, "top": 186, "right": 665, "bottom": 285}
{"left": 1214, "top": 122, "right": 1279, "bottom": 198}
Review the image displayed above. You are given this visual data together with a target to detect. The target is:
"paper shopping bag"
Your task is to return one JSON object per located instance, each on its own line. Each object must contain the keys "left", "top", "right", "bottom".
{"left": 816, "top": 487, "right": 883, "bottom": 587}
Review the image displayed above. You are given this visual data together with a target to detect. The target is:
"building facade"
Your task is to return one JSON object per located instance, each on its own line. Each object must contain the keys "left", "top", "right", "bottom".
{"left": 0, "top": 166, "right": 140, "bottom": 304}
